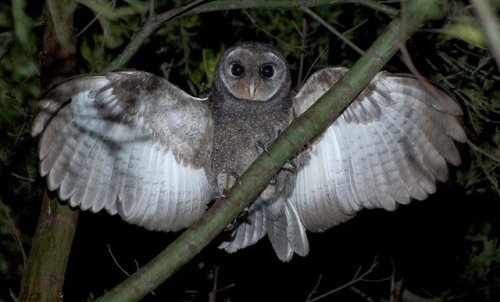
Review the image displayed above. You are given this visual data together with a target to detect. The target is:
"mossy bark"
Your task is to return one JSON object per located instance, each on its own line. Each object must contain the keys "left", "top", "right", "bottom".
{"left": 19, "top": 1, "right": 78, "bottom": 301}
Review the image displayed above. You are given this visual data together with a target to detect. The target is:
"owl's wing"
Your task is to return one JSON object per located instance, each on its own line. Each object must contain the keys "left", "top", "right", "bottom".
{"left": 291, "top": 67, "right": 466, "bottom": 232}
{"left": 32, "top": 71, "right": 213, "bottom": 232}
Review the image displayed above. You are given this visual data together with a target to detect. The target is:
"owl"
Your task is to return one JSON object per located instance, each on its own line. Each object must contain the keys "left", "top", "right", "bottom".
{"left": 32, "top": 42, "right": 466, "bottom": 261}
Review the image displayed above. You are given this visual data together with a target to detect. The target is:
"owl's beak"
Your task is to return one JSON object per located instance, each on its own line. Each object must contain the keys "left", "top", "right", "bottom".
{"left": 248, "top": 82, "right": 257, "bottom": 99}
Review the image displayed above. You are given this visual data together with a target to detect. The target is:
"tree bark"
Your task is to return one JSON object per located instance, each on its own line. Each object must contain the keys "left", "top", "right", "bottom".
{"left": 19, "top": 1, "right": 78, "bottom": 301}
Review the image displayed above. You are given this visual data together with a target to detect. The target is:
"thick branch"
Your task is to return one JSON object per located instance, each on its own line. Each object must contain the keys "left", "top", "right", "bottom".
{"left": 19, "top": 1, "right": 79, "bottom": 301}
{"left": 19, "top": 194, "right": 79, "bottom": 301}
{"left": 96, "top": 0, "right": 449, "bottom": 301}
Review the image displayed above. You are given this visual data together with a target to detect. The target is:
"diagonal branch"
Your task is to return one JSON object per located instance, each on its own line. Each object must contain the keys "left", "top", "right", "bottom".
{"left": 105, "top": 0, "right": 398, "bottom": 71}
{"left": 104, "top": 0, "right": 206, "bottom": 71}
{"left": 96, "top": 0, "right": 450, "bottom": 301}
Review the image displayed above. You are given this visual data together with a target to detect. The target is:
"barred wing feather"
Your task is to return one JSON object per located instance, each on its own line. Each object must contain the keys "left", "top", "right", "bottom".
{"left": 32, "top": 71, "right": 213, "bottom": 232}
{"left": 291, "top": 68, "right": 465, "bottom": 232}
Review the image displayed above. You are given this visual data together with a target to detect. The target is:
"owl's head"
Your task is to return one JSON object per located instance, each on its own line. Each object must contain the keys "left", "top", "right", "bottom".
{"left": 214, "top": 42, "right": 291, "bottom": 102}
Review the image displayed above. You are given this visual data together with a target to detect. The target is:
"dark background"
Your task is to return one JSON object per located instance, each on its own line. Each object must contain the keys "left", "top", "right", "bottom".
{"left": 1, "top": 1, "right": 499, "bottom": 301}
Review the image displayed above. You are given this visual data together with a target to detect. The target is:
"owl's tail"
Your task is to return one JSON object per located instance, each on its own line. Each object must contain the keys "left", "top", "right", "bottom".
{"left": 219, "top": 198, "right": 309, "bottom": 262}
{"left": 266, "top": 198, "right": 310, "bottom": 261}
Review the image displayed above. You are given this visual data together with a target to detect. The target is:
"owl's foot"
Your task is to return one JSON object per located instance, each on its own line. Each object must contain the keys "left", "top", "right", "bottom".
{"left": 282, "top": 160, "right": 297, "bottom": 173}
{"left": 224, "top": 207, "right": 251, "bottom": 232}
{"left": 214, "top": 191, "right": 227, "bottom": 200}
{"left": 229, "top": 171, "right": 242, "bottom": 186}
{"left": 254, "top": 141, "right": 270, "bottom": 155}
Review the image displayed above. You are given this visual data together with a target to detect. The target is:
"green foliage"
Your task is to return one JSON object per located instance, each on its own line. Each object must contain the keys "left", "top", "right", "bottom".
{"left": 437, "top": 223, "right": 500, "bottom": 301}
{"left": 79, "top": 33, "right": 114, "bottom": 72}
{"left": 0, "top": 1, "right": 41, "bottom": 298}
{"left": 76, "top": 0, "right": 147, "bottom": 71}
{"left": 0, "top": 0, "right": 499, "bottom": 301}
{"left": 404, "top": 3, "right": 500, "bottom": 196}
{"left": 465, "top": 224, "right": 500, "bottom": 282}
{"left": 431, "top": 37, "right": 500, "bottom": 194}
{"left": 443, "top": 16, "right": 488, "bottom": 49}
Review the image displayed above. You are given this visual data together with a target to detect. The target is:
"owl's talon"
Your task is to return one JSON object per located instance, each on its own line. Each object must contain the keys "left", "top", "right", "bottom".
{"left": 282, "top": 160, "right": 297, "bottom": 173}
{"left": 229, "top": 171, "right": 242, "bottom": 185}
{"left": 255, "top": 141, "right": 270, "bottom": 155}
{"left": 215, "top": 191, "right": 227, "bottom": 200}
{"left": 224, "top": 207, "right": 251, "bottom": 232}
{"left": 225, "top": 220, "right": 236, "bottom": 232}
{"left": 238, "top": 208, "right": 252, "bottom": 226}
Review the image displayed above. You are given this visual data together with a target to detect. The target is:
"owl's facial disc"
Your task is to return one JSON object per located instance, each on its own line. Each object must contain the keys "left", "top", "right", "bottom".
{"left": 220, "top": 48, "right": 288, "bottom": 101}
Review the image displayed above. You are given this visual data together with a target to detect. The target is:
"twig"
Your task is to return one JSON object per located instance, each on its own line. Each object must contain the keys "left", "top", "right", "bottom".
{"left": 107, "top": 244, "right": 132, "bottom": 277}
{"left": 208, "top": 266, "right": 219, "bottom": 302}
{"left": 149, "top": 0, "right": 155, "bottom": 20}
{"left": 343, "top": 18, "right": 368, "bottom": 36}
{"left": 0, "top": 198, "right": 27, "bottom": 267}
{"left": 306, "top": 258, "right": 380, "bottom": 302}
{"left": 10, "top": 173, "right": 35, "bottom": 182}
{"left": 76, "top": 0, "right": 117, "bottom": 38}
{"left": 303, "top": 7, "right": 364, "bottom": 56}
{"left": 243, "top": 11, "right": 301, "bottom": 49}
{"left": 399, "top": 42, "right": 447, "bottom": 106}
{"left": 292, "top": 17, "right": 309, "bottom": 86}
{"left": 470, "top": 142, "right": 500, "bottom": 195}
{"left": 107, "top": 0, "right": 397, "bottom": 71}
{"left": 105, "top": 0, "right": 206, "bottom": 71}
{"left": 301, "top": 47, "right": 328, "bottom": 89}
{"left": 106, "top": 244, "right": 157, "bottom": 296}
{"left": 306, "top": 274, "right": 323, "bottom": 301}
{"left": 9, "top": 289, "right": 19, "bottom": 302}
{"left": 468, "top": 139, "right": 500, "bottom": 163}
{"left": 350, "top": 286, "right": 375, "bottom": 302}
{"left": 76, "top": 14, "right": 98, "bottom": 38}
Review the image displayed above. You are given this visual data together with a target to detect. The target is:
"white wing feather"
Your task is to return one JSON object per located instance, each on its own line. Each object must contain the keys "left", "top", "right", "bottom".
{"left": 291, "top": 68, "right": 465, "bottom": 232}
{"left": 32, "top": 71, "right": 213, "bottom": 232}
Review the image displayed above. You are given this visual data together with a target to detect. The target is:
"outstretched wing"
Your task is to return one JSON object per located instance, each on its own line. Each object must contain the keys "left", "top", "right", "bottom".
{"left": 291, "top": 67, "right": 466, "bottom": 232}
{"left": 32, "top": 71, "right": 214, "bottom": 232}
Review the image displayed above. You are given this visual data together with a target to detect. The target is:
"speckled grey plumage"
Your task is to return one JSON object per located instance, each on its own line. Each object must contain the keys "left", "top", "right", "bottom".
{"left": 32, "top": 42, "right": 465, "bottom": 262}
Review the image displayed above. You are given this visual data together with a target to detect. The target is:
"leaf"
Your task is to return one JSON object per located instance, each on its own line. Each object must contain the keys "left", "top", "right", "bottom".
{"left": 442, "top": 17, "right": 487, "bottom": 48}
{"left": 11, "top": 0, "right": 33, "bottom": 46}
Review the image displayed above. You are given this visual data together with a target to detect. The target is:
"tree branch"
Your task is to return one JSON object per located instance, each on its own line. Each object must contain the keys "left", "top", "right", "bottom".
{"left": 19, "top": 1, "right": 79, "bottom": 301}
{"left": 104, "top": 0, "right": 206, "bottom": 71}
{"left": 96, "top": 0, "right": 449, "bottom": 301}
{"left": 306, "top": 258, "right": 380, "bottom": 302}
{"left": 19, "top": 194, "right": 79, "bottom": 301}
{"left": 105, "top": 0, "right": 398, "bottom": 71}
{"left": 470, "top": 0, "right": 500, "bottom": 71}
{"left": 189, "top": 0, "right": 398, "bottom": 16}
{"left": 302, "top": 6, "right": 365, "bottom": 56}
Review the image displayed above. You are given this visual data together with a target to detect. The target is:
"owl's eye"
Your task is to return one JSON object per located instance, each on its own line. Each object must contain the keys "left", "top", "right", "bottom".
{"left": 231, "top": 64, "right": 245, "bottom": 77}
{"left": 260, "top": 65, "right": 274, "bottom": 78}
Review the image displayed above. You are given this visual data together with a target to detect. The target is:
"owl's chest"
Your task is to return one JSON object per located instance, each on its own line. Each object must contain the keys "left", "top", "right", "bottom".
{"left": 211, "top": 100, "right": 293, "bottom": 198}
